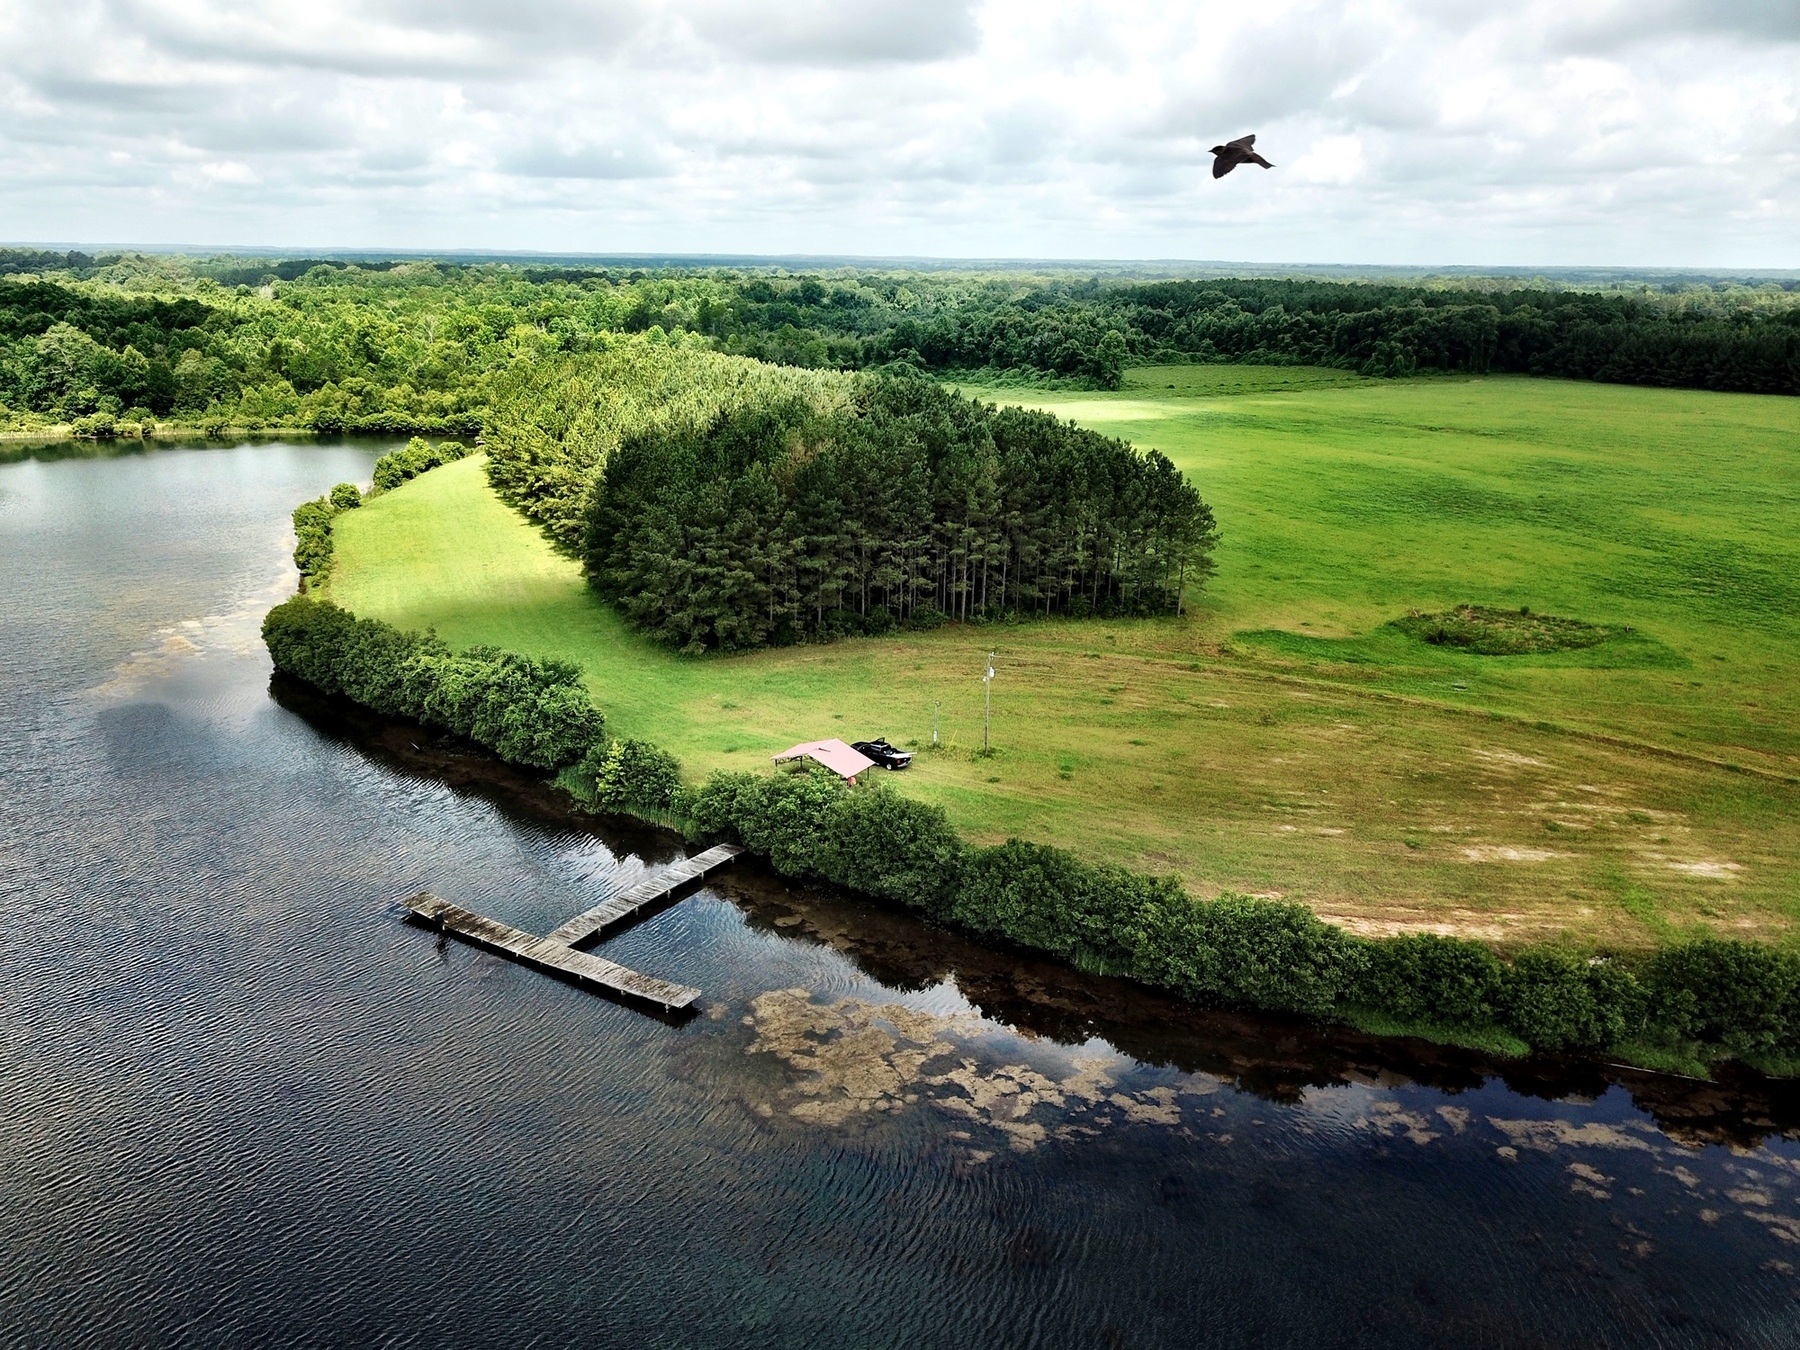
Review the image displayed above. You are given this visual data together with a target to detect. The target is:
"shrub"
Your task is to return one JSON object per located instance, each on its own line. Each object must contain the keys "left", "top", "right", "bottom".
{"left": 289, "top": 483, "right": 364, "bottom": 583}
{"left": 583, "top": 738, "right": 684, "bottom": 815}
{"left": 262, "top": 597, "right": 602, "bottom": 771}
{"left": 1498, "top": 950, "right": 1640, "bottom": 1053}
{"left": 291, "top": 495, "right": 340, "bottom": 581}
{"left": 263, "top": 590, "right": 369, "bottom": 692}
{"left": 680, "top": 765, "right": 845, "bottom": 877}
{"left": 1131, "top": 891, "right": 1366, "bottom": 1017}
{"left": 334, "top": 611, "right": 440, "bottom": 716}
{"left": 372, "top": 436, "right": 467, "bottom": 493}
{"left": 407, "top": 646, "right": 600, "bottom": 771}
{"left": 1642, "top": 939, "right": 1800, "bottom": 1056}
{"left": 813, "top": 785, "right": 964, "bottom": 916}
{"left": 952, "top": 840, "right": 1148, "bottom": 970}
{"left": 677, "top": 771, "right": 754, "bottom": 840}
{"left": 1353, "top": 932, "right": 1505, "bottom": 1026}
{"left": 741, "top": 766, "right": 846, "bottom": 882}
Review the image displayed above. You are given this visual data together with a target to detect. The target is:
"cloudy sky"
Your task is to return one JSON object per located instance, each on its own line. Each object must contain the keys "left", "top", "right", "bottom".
{"left": 2, "top": 0, "right": 1795, "bottom": 265}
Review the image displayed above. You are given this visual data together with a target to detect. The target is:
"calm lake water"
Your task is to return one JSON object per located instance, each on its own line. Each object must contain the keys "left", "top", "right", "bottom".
{"left": 4, "top": 438, "right": 1800, "bottom": 1348}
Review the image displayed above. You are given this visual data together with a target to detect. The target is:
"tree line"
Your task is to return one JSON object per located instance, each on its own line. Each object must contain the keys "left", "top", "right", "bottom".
{"left": 2, "top": 254, "right": 1792, "bottom": 436}
{"left": 722, "top": 275, "right": 1800, "bottom": 393}
{"left": 583, "top": 368, "right": 1218, "bottom": 651}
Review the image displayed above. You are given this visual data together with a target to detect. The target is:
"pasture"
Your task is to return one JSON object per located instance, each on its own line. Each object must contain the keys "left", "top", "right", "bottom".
{"left": 327, "top": 369, "right": 1800, "bottom": 950}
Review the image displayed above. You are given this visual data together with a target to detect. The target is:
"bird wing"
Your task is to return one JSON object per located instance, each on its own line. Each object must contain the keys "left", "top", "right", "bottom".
{"left": 1212, "top": 155, "right": 1237, "bottom": 178}
{"left": 1227, "top": 134, "right": 1256, "bottom": 150}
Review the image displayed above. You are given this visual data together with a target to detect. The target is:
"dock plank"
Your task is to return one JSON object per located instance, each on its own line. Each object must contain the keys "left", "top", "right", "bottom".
{"left": 544, "top": 843, "right": 745, "bottom": 948}
{"left": 405, "top": 893, "right": 702, "bottom": 1011}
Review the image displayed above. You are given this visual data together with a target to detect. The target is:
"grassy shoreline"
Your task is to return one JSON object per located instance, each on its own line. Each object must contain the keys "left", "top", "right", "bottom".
{"left": 264, "top": 591, "right": 1792, "bottom": 1081}
{"left": 327, "top": 368, "right": 1800, "bottom": 953}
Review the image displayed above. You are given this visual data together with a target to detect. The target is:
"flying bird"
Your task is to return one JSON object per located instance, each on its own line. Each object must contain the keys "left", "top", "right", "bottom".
{"left": 1210, "top": 135, "right": 1274, "bottom": 178}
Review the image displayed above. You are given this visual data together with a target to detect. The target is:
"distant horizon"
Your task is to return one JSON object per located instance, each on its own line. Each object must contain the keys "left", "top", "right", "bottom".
{"left": 8, "top": 243, "right": 1799, "bottom": 283}
{"left": 5, "top": 1, "right": 1794, "bottom": 272}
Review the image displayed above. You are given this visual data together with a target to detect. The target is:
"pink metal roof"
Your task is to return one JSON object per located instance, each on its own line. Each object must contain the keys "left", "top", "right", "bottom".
{"left": 772, "top": 738, "right": 877, "bottom": 780}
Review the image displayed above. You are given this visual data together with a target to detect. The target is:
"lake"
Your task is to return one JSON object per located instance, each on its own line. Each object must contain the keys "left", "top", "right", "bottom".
{"left": 3, "top": 438, "right": 1799, "bottom": 1347}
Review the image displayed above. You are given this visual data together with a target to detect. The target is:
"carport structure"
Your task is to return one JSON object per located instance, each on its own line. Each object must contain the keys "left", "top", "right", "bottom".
{"left": 773, "top": 737, "right": 877, "bottom": 782}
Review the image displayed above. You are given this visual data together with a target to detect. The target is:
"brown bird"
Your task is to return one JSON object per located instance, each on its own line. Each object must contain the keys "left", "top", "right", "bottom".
{"left": 1210, "top": 134, "right": 1274, "bottom": 178}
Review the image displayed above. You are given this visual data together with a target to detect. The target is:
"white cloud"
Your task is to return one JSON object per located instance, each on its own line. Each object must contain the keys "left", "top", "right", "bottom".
{"left": 189, "top": 160, "right": 259, "bottom": 185}
{"left": 1289, "top": 135, "right": 1362, "bottom": 186}
{"left": 0, "top": 0, "right": 1793, "bottom": 264}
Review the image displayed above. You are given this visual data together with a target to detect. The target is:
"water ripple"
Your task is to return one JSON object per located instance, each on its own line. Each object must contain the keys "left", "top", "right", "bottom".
{"left": 4, "top": 443, "right": 1800, "bottom": 1347}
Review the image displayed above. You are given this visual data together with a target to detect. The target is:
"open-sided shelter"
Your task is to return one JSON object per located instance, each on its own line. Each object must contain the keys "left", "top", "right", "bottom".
{"left": 772, "top": 738, "right": 877, "bottom": 782}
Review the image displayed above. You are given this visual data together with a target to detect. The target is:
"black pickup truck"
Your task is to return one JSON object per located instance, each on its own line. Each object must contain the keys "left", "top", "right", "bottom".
{"left": 852, "top": 738, "right": 914, "bottom": 770}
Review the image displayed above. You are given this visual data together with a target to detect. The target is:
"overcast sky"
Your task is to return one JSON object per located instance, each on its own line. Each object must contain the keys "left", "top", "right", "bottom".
{"left": 1, "top": 0, "right": 1795, "bottom": 266}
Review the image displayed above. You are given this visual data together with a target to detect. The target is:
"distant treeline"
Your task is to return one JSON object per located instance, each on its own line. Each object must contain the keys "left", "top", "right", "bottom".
{"left": 1, "top": 253, "right": 1793, "bottom": 434}
{"left": 719, "top": 275, "right": 1800, "bottom": 393}
{"left": 265, "top": 592, "right": 1800, "bottom": 1073}
{"left": 587, "top": 370, "right": 1216, "bottom": 650}
{"left": 0, "top": 249, "right": 126, "bottom": 279}
{"left": 0, "top": 280, "right": 215, "bottom": 416}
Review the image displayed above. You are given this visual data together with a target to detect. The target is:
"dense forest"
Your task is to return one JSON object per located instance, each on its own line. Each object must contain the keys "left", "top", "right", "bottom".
{"left": 839, "top": 277, "right": 1800, "bottom": 391}
{"left": 0, "top": 249, "right": 1794, "bottom": 439}
{"left": 582, "top": 368, "right": 1216, "bottom": 651}
{"left": 481, "top": 341, "right": 840, "bottom": 549}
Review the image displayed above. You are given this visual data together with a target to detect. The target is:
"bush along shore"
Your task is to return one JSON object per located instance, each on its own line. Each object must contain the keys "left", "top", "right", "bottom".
{"left": 264, "top": 591, "right": 1800, "bottom": 1077}
{"left": 291, "top": 437, "right": 468, "bottom": 586}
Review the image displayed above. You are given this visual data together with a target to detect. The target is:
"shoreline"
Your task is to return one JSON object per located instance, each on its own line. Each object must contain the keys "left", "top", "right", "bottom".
{"left": 0, "top": 421, "right": 475, "bottom": 445}
{"left": 0, "top": 423, "right": 318, "bottom": 444}
{"left": 268, "top": 670, "right": 1800, "bottom": 1128}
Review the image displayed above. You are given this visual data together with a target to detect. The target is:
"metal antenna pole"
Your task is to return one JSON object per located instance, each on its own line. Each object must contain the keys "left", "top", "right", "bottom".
{"left": 983, "top": 652, "right": 995, "bottom": 753}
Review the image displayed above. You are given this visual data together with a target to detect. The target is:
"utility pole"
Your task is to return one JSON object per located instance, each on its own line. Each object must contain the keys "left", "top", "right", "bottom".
{"left": 982, "top": 652, "right": 996, "bottom": 753}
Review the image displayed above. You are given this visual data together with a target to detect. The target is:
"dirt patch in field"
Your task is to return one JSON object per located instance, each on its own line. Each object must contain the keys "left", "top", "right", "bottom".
{"left": 1460, "top": 845, "right": 1570, "bottom": 863}
{"left": 1317, "top": 911, "right": 1518, "bottom": 942}
{"left": 1664, "top": 860, "right": 1745, "bottom": 880}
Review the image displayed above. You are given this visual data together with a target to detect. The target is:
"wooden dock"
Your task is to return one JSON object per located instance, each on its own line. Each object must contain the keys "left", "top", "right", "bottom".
{"left": 545, "top": 843, "right": 745, "bottom": 947}
{"left": 404, "top": 843, "right": 744, "bottom": 1013}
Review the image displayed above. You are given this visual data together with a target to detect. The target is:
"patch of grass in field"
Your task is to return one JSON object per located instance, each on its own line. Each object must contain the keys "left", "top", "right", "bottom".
{"left": 329, "top": 371, "right": 1800, "bottom": 950}
{"left": 1121, "top": 364, "right": 1372, "bottom": 397}
{"left": 1007, "top": 372, "right": 1800, "bottom": 771}
{"left": 1388, "top": 604, "right": 1616, "bottom": 656}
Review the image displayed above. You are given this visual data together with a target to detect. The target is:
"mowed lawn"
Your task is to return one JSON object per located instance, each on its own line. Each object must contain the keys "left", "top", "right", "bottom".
{"left": 328, "top": 369, "right": 1800, "bottom": 950}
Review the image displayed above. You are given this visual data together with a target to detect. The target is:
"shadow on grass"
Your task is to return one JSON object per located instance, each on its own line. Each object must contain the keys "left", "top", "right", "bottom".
{"left": 1234, "top": 622, "right": 1689, "bottom": 671}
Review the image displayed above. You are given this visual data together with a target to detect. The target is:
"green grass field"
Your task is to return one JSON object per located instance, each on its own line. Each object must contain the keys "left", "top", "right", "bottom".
{"left": 328, "top": 368, "right": 1800, "bottom": 951}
